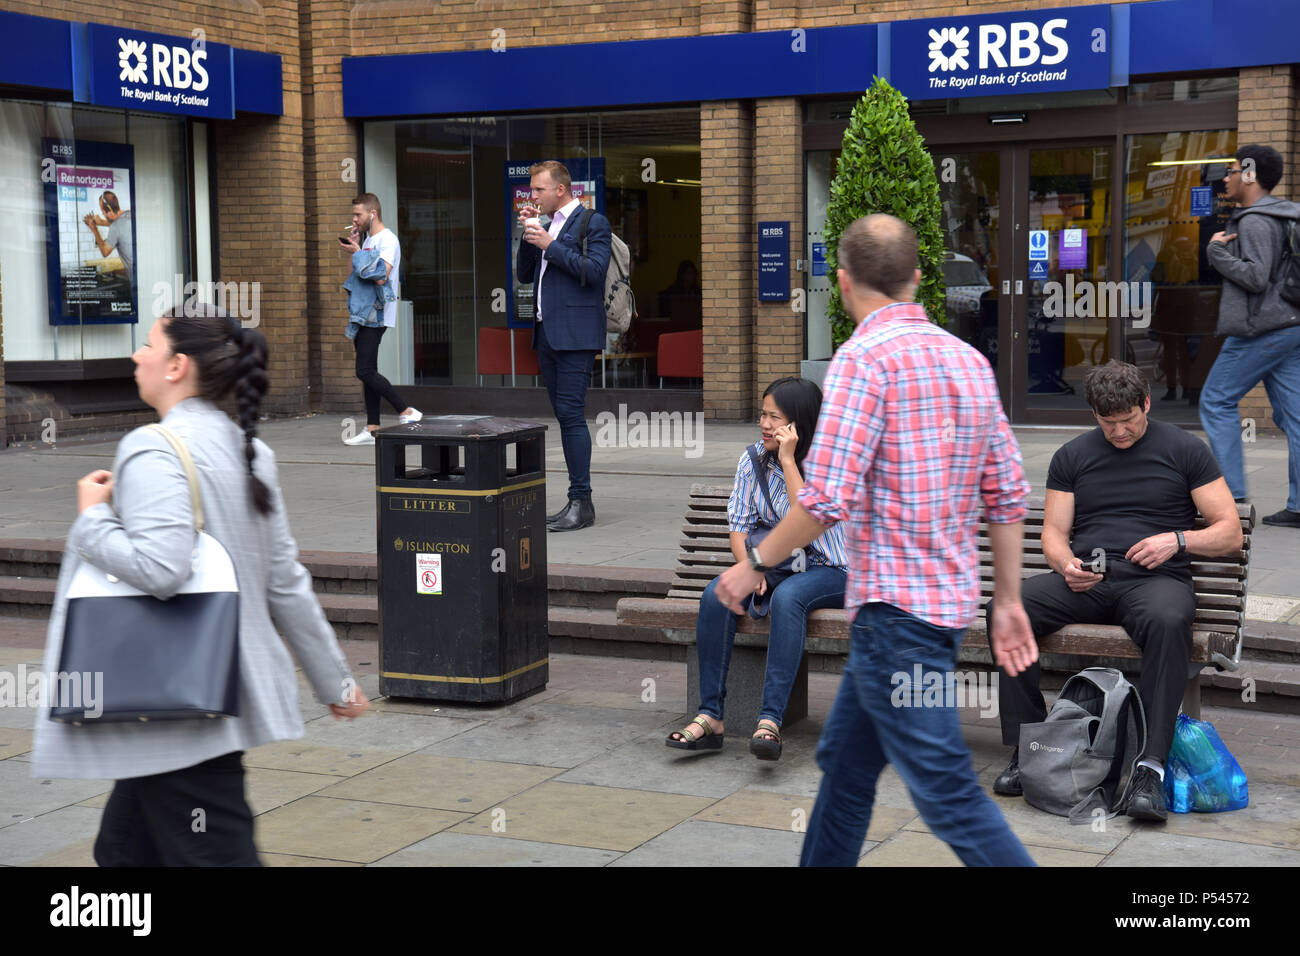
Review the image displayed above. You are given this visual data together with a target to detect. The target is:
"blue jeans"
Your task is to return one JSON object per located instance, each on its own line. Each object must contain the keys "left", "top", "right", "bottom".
{"left": 1199, "top": 324, "right": 1300, "bottom": 510}
{"left": 800, "top": 602, "right": 1034, "bottom": 867}
{"left": 695, "top": 565, "right": 846, "bottom": 727}
{"left": 535, "top": 321, "right": 595, "bottom": 501}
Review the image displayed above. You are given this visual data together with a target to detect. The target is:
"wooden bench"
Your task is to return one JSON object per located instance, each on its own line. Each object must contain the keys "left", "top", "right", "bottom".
{"left": 616, "top": 485, "right": 1256, "bottom": 726}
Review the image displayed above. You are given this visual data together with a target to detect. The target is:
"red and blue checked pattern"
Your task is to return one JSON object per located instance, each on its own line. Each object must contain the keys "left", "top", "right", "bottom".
{"left": 797, "top": 302, "right": 1030, "bottom": 628}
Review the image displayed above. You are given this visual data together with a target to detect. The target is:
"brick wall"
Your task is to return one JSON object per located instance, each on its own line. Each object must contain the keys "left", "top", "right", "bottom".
{"left": 1233, "top": 64, "right": 1296, "bottom": 434}
{"left": 701, "top": 100, "right": 756, "bottom": 420}
{"left": 753, "top": 98, "right": 804, "bottom": 403}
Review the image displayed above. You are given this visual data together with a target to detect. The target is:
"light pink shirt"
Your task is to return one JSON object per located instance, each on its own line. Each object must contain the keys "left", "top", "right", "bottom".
{"left": 536, "top": 197, "right": 582, "bottom": 323}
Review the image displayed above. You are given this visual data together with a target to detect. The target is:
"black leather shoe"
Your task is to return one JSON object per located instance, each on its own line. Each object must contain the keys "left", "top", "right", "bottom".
{"left": 1262, "top": 508, "right": 1300, "bottom": 528}
{"left": 546, "top": 503, "right": 570, "bottom": 524}
{"left": 1125, "top": 765, "right": 1168, "bottom": 822}
{"left": 993, "top": 749, "right": 1022, "bottom": 796}
{"left": 548, "top": 498, "right": 594, "bottom": 532}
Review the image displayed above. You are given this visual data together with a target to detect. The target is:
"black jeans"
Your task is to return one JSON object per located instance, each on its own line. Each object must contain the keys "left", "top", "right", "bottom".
{"left": 987, "top": 559, "right": 1195, "bottom": 762}
{"left": 354, "top": 325, "right": 407, "bottom": 426}
{"left": 93, "top": 751, "right": 260, "bottom": 866}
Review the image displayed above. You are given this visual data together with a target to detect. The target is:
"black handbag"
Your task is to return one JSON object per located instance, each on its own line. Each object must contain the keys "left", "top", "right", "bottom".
{"left": 50, "top": 424, "right": 240, "bottom": 724}
{"left": 743, "top": 446, "right": 811, "bottom": 619}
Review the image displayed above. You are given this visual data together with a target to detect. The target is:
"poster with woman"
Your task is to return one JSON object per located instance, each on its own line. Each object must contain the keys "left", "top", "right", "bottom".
{"left": 42, "top": 138, "right": 138, "bottom": 325}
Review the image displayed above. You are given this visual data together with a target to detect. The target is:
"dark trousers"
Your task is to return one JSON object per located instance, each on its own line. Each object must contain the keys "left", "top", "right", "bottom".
{"left": 354, "top": 325, "right": 407, "bottom": 426}
{"left": 987, "top": 560, "right": 1195, "bottom": 763}
{"left": 535, "top": 320, "right": 595, "bottom": 500}
{"left": 93, "top": 751, "right": 260, "bottom": 867}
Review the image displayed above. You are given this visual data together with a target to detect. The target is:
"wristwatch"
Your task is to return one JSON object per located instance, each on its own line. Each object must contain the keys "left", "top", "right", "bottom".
{"left": 1175, "top": 531, "right": 1186, "bottom": 554}
{"left": 747, "top": 547, "right": 771, "bottom": 573}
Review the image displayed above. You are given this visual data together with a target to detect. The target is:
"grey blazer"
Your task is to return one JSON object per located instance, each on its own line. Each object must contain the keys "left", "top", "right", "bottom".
{"left": 32, "top": 398, "right": 355, "bottom": 780}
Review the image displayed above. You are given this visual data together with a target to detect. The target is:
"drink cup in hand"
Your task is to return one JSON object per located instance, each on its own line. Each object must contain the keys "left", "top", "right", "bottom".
{"left": 524, "top": 216, "right": 541, "bottom": 233}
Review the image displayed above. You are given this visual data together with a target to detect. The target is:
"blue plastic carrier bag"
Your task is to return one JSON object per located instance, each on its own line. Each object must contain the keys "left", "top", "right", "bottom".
{"left": 1163, "top": 713, "right": 1248, "bottom": 813}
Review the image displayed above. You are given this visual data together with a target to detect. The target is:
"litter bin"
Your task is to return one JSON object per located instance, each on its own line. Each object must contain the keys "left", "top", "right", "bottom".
{"left": 376, "top": 415, "right": 548, "bottom": 703}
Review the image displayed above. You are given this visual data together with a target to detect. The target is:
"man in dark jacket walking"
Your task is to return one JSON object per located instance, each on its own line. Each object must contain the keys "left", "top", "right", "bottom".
{"left": 1200, "top": 144, "right": 1300, "bottom": 527}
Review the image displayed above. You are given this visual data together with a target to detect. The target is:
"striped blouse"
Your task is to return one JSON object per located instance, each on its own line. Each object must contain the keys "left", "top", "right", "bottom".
{"left": 727, "top": 440, "right": 850, "bottom": 569}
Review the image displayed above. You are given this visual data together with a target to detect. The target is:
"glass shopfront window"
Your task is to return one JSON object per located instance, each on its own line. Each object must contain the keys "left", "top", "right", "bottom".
{"left": 363, "top": 108, "right": 701, "bottom": 388}
{"left": 1122, "top": 129, "right": 1236, "bottom": 422}
{"left": 0, "top": 100, "right": 192, "bottom": 364}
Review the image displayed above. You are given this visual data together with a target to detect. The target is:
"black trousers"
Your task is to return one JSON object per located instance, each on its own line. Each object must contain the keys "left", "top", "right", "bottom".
{"left": 986, "top": 560, "right": 1195, "bottom": 762}
{"left": 94, "top": 751, "right": 260, "bottom": 867}
{"left": 354, "top": 325, "right": 407, "bottom": 425}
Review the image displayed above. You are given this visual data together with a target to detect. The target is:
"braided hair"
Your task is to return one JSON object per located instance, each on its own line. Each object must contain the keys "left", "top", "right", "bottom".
{"left": 161, "top": 304, "right": 273, "bottom": 516}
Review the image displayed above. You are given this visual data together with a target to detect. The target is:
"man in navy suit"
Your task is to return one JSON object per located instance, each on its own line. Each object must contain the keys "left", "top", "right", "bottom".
{"left": 516, "top": 160, "right": 611, "bottom": 532}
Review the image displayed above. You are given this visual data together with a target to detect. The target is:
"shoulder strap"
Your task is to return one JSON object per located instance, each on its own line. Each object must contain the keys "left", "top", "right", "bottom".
{"left": 146, "top": 423, "right": 204, "bottom": 533}
{"left": 746, "top": 445, "right": 779, "bottom": 519}
{"left": 575, "top": 207, "right": 594, "bottom": 288}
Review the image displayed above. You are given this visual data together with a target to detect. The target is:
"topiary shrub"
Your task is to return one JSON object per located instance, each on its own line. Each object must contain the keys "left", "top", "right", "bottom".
{"left": 824, "top": 76, "right": 946, "bottom": 349}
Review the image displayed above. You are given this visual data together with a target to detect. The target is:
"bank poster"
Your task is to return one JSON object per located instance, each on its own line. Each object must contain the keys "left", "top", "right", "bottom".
{"left": 505, "top": 158, "right": 605, "bottom": 330}
{"left": 42, "top": 139, "right": 139, "bottom": 326}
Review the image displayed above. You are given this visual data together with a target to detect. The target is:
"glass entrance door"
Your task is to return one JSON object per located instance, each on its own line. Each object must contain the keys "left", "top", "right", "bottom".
{"left": 1015, "top": 143, "right": 1116, "bottom": 422}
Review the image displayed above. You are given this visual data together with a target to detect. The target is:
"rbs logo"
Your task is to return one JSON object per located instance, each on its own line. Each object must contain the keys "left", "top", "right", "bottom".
{"left": 117, "top": 37, "right": 210, "bottom": 91}
{"left": 928, "top": 18, "right": 1068, "bottom": 73}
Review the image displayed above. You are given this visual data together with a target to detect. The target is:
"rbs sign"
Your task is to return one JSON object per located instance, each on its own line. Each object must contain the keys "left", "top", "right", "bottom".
{"left": 88, "top": 24, "right": 234, "bottom": 119}
{"left": 892, "top": 5, "right": 1110, "bottom": 101}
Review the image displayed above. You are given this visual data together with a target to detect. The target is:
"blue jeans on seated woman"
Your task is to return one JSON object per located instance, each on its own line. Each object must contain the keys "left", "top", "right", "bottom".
{"left": 695, "top": 565, "right": 847, "bottom": 727}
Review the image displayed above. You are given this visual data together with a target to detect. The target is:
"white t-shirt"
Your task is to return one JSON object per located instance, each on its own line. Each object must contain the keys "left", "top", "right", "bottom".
{"left": 363, "top": 227, "right": 401, "bottom": 328}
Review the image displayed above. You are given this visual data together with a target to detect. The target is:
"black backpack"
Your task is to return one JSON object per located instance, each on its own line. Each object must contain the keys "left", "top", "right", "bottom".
{"left": 1276, "top": 216, "right": 1300, "bottom": 309}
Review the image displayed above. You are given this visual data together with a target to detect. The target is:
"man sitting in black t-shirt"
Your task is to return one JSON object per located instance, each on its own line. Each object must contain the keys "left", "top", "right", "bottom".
{"left": 989, "top": 361, "right": 1243, "bottom": 821}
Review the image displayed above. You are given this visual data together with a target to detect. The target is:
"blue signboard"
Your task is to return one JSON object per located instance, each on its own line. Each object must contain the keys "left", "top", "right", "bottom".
{"left": 1028, "top": 260, "right": 1049, "bottom": 281}
{"left": 1190, "top": 186, "right": 1213, "bottom": 218}
{"left": 87, "top": 23, "right": 234, "bottom": 119}
{"left": 890, "top": 5, "right": 1110, "bottom": 100}
{"left": 1029, "top": 230, "right": 1049, "bottom": 261}
{"left": 811, "top": 242, "right": 827, "bottom": 277}
{"left": 758, "top": 221, "right": 790, "bottom": 302}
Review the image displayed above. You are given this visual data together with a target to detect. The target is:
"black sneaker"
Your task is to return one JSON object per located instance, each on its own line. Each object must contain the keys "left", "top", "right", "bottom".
{"left": 993, "top": 748, "right": 1022, "bottom": 796}
{"left": 1262, "top": 508, "right": 1300, "bottom": 528}
{"left": 1125, "top": 766, "right": 1168, "bottom": 822}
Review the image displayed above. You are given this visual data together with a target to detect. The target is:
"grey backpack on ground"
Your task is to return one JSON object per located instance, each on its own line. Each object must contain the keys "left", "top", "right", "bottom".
{"left": 574, "top": 207, "right": 637, "bottom": 334}
{"left": 1018, "top": 666, "right": 1147, "bottom": 825}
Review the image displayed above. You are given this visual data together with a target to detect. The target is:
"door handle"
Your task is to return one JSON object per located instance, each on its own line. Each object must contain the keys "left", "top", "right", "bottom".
{"left": 1015, "top": 280, "right": 1024, "bottom": 294}
{"left": 1002, "top": 280, "right": 1011, "bottom": 294}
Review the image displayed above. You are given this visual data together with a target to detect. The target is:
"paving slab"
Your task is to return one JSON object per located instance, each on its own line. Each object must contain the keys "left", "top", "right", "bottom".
{"left": 1160, "top": 781, "right": 1300, "bottom": 850}
{"left": 1102, "top": 830, "right": 1300, "bottom": 866}
{"left": 253, "top": 795, "right": 469, "bottom": 864}
{"left": 0, "top": 805, "right": 101, "bottom": 865}
{"left": 372, "top": 832, "right": 621, "bottom": 867}
{"left": 243, "top": 742, "right": 407, "bottom": 777}
{"left": 0, "top": 729, "right": 32, "bottom": 760}
{"left": 609, "top": 819, "right": 806, "bottom": 867}
{"left": 317, "top": 754, "right": 564, "bottom": 813}
{"left": 419, "top": 703, "right": 677, "bottom": 768}
{"left": 449, "top": 781, "right": 715, "bottom": 851}
{"left": 693, "top": 788, "right": 918, "bottom": 844}
{"left": 0, "top": 762, "right": 109, "bottom": 826}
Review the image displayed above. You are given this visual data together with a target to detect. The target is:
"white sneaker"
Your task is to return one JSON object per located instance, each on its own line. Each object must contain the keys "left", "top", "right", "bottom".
{"left": 343, "top": 430, "right": 375, "bottom": 446}
{"left": 400, "top": 407, "right": 423, "bottom": 424}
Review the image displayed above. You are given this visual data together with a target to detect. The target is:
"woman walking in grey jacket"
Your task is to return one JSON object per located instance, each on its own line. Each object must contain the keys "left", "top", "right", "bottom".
{"left": 32, "top": 306, "right": 369, "bottom": 865}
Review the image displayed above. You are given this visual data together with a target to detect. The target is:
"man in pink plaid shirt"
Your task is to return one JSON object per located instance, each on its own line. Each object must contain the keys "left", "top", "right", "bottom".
{"left": 716, "top": 214, "right": 1038, "bottom": 866}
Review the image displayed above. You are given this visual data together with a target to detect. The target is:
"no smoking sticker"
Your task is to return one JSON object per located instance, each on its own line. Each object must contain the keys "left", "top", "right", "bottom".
{"left": 417, "top": 553, "right": 442, "bottom": 595}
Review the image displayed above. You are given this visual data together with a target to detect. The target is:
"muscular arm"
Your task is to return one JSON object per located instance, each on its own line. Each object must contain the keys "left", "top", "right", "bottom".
{"left": 1042, "top": 488, "right": 1078, "bottom": 575}
{"left": 1187, "top": 478, "right": 1244, "bottom": 557}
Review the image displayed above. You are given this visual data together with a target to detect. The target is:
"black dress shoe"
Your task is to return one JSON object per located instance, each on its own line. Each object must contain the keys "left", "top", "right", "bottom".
{"left": 1125, "top": 765, "right": 1168, "bottom": 822}
{"left": 547, "top": 503, "right": 570, "bottom": 524}
{"left": 548, "top": 498, "right": 594, "bottom": 532}
{"left": 993, "top": 748, "right": 1022, "bottom": 796}
{"left": 1262, "top": 508, "right": 1300, "bottom": 528}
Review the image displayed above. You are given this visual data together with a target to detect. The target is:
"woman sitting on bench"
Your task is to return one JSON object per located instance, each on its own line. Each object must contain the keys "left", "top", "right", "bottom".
{"left": 667, "top": 377, "right": 848, "bottom": 760}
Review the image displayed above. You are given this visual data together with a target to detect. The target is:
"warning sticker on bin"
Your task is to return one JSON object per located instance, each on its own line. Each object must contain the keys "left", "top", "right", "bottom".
{"left": 417, "top": 553, "right": 443, "bottom": 595}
